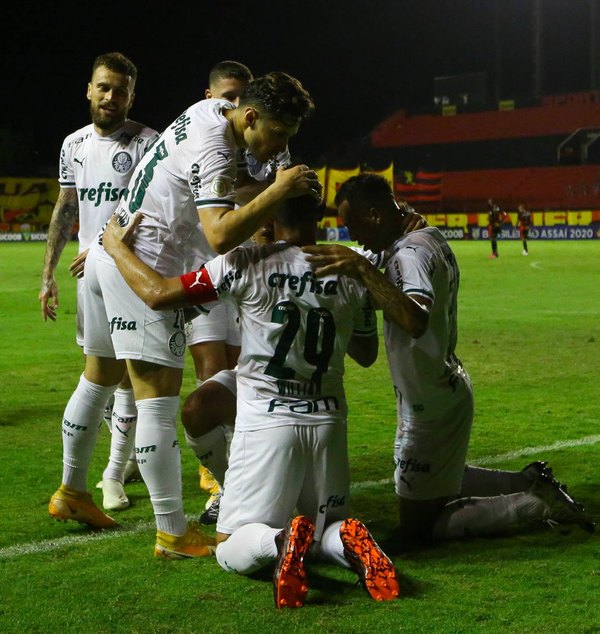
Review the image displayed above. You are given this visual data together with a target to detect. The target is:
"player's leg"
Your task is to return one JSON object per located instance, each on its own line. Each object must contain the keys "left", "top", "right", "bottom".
{"left": 522, "top": 228, "right": 529, "bottom": 255}
{"left": 182, "top": 370, "right": 236, "bottom": 485}
{"left": 435, "top": 469, "right": 595, "bottom": 538}
{"left": 488, "top": 225, "right": 498, "bottom": 258}
{"left": 49, "top": 247, "right": 123, "bottom": 529}
{"left": 392, "top": 382, "right": 473, "bottom": 545}
{"left": 301, "top": 424, "right": 400, "bottom": 602}
{"left": 48, "top": 355, "right": 125, "bottom": 529}
{"left": 460, "top": 461, "right": 552, "bottom": 497}
{"left": 98, "top": 259, "right": 213, "bottom": 556}
{"left": 186, "top": 307, "right": 231, "bottom": 497}
{"left": 215, "top": 426, "right": 304, "bottom": 575}
{"left": 99, "top": 370, "right": 138, "bottom": 511}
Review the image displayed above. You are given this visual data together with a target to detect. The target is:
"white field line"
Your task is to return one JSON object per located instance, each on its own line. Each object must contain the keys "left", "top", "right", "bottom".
{"left": 2, "top": 433, "right": 600, "bottom": 560}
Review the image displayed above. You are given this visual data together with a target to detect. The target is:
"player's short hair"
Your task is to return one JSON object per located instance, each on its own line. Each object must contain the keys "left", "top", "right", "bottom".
{"left": 239, "top": 72, "right": 315, "bottom": 123}
{"left": 208, "top": 60, "right": 253, "bottom": 87}
{"left": 92, "top": 52, "right": 137, "bottom": 81}
{"left": 277, "top": 193, "right": 325, "bottom": 229}
{"left": 335, "top": 173, "right": 392, "bottom": 208}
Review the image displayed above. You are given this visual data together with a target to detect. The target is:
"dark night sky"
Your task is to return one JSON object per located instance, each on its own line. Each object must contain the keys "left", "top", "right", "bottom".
{"left": 2, "top": 0, "right": 594, "bottom": 175}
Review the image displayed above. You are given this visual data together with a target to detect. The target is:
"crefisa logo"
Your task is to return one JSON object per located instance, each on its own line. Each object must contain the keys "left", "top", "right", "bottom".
{"left": 113, "top": 152, "right": 133, "bottom": 174}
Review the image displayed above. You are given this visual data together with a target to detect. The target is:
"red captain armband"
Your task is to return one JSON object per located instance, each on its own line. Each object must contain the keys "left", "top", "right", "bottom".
{"left": 179, "top": 267, "right": 219, "bottom": 305}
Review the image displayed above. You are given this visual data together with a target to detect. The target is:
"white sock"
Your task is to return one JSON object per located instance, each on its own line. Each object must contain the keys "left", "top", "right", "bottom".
{"left": 432, "top": 493, "right": 547, "bottom": 540}
{"left": 135, "top": 396, "right": 186, "bottom": 535}
{"left": 460, "top": 465, "right": 530, "bottom": 496}
{"left": 184, "top": 427, "right": 229, "bottom": 486}
{"left": 216, "top": 523, "right": 280, "bottom": 574}
{"left": 103, "top": 388, "right": 137, "bottom": 483}
{"left": 103, "top": 394, "right": 114, "bottom": 431}
{"left": 62, "top": 374, "right": 118, "bottom": 491}
{"left": 314, "top": 520, "right": 350, "bottom": 569}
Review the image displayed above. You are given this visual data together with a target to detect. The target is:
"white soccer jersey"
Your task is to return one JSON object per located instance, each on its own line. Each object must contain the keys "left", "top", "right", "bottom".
{"left": 59, "top": 121, "right": 158, "bottom": 251}
{"left": 184, "top": 243, "right": 377, "bottom": 431}
{"left": 382, "top": 227, "right": 471, "bottom": 421}
{"left": 107, "top": 99, "right": 239, "bottom": 276}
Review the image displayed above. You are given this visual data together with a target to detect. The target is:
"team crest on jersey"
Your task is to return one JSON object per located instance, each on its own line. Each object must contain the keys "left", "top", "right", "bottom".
{"left": 113, "top": 151, "right": 133, "bottom": 174}
{"left": 210, "top": 175, "right": 234, "bottom": 198}
{"left": 168, "top": 331, "right": 186, "bottom": 357}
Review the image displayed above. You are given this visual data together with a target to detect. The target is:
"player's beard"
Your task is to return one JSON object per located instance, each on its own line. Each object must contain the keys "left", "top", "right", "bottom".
{"left": 90, "top": 102, "right": 127, "bottom": 134}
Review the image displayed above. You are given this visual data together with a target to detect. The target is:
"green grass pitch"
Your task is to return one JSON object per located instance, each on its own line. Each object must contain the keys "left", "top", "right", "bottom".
{"left": 0, "top": 239, "right": 598, "bottom": 633}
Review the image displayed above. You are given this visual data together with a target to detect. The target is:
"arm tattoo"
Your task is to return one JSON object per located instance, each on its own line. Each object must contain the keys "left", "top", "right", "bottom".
{"left": 42, "top": 191, "right": 79, "bottom": 278}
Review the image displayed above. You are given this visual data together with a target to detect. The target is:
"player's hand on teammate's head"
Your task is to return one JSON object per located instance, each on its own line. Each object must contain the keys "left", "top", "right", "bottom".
{"left": 400, "top": 205, "right": 427, "bottom": 235}
{"left": 275, "top": 165, "right": 322, "bottom": 200}
{"left": 302, "top": 243, "right": 365, "bottom": 279}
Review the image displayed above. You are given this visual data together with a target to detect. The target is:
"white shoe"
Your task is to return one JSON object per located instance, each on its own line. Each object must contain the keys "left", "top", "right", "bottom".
{"left": 101, "top": 478, "right": 130, "bottom": 511}
{"left": 522, "top": 250, "right": 528, "bottom": 256}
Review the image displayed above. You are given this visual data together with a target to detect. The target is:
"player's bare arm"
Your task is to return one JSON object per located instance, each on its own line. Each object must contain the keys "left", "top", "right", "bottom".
{"left": 102, "top": 215, "right": 185, "bottom": 311}
{"left": 303, "top": 244, "right": 430, "bottom": 338}
{"left": 347, "top": 331, "right": 378, "bottom": 367}
{"left": 39, "top": 187, "right": 79, "bottom": 321}
{"left": 199, "top": 165, "right": 321, "bottom": 254}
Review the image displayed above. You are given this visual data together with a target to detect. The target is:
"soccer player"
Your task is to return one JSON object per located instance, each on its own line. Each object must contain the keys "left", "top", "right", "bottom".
{"left": 51, "top": 72, "right": 321, "bottom": 559}
{"left": 303, "top": 174, "right": 594, "bottom": 546}
{"left": 41, "top": 52, "right": 158, "bottom": 519}
{"left": 487, "top": 198, "right": 506, "bottom": 258}
{"left": 185, "top": 60, "right": 283, "bottom": 506}
{"left": 102, "top": 194, "right": 400, "bottom": 607}
{"left": 517, "top": 203, "right": 533, "bottom": 255}
{"left": 187, "top": 61, "right": 252, "bottom": 394}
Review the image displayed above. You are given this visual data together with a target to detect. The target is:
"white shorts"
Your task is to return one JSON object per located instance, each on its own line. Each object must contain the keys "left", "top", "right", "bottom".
{"left": 82, "top": 246, "right": 187, "bottom": 368}
{"left": 207, "top": 368, "right": 237, "bottom": 395}
{"left": 394, "top": 381, "right": 474, "bottom": 500}
{"left": 76, "top": 277, "right": 84, "bottom": 347}
{"left": 185, "top": 303, "right": 241, "bottom": 347}
{"left": 217, "top": 423, "right": 349, "bottom": 539}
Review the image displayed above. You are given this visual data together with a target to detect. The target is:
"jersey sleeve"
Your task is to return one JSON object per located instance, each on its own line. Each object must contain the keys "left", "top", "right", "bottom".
{"left": 189, "top": 114, "right": 237, "bottom": 211}
{"left": 200, "top": 248, "right": 249, "bottom": 303}
{"left": 349, "top": 246, "right": 385, "bottom": 268}
{"left": 58, "top": 136, "right": 75, "bottom": 188}
{"left": 389, "top": 243, "right": 435, "bottom": 303}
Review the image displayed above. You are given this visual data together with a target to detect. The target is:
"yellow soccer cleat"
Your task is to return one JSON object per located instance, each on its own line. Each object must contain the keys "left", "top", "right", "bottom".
{"left": 49, "top": 484, "right": 118, "bottom": 529}
{"left": 154, "top": 522, "right": 216, "bottom": 559}
{"left": 199, "top": 464, "right": 217, "bottom": 491}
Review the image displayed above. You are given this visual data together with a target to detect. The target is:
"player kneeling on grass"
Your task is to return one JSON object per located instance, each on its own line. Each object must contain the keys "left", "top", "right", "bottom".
{"left": 303, "top": 174, "right": 595, "bottom": 546}
{"left": 103, "top": 194, "right": 400, "bottom": 607}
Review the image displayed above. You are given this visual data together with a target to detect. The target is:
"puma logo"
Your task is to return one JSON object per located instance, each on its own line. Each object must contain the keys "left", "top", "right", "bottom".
{"left": 74, "top": 157, "right": 86, "bottom": 167}
{"left": 189, "top": 271, "right": 207, "bottom": 289}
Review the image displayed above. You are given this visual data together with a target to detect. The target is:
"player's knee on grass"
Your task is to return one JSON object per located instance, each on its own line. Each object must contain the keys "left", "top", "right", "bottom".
{"left": 396, "top": 496, "right": 449, "bottom": 543}
{"left": 182, "top": 381, "right": 236, "bottom": 438}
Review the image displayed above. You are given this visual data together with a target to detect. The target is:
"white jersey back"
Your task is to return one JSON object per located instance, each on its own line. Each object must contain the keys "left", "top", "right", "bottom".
{"left": 59, "top": 121, "right": 158, "bottom": 251}
{"left": 203, "top": 243, "right": 377, "bottom": 431}
{"left": 111, "top": 99, "right": 238, "bottom": 276}
{"left": 383, "top": 227, "right": 470, "bottom": 420}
